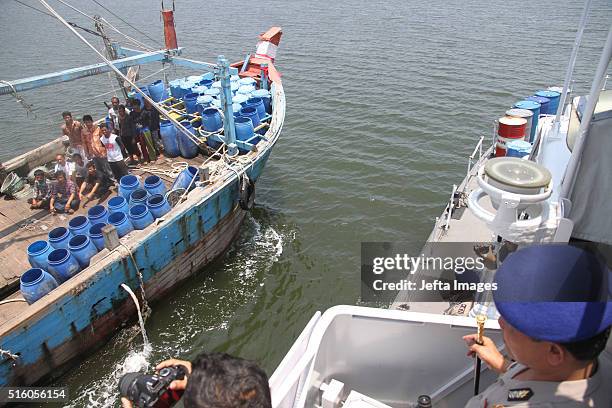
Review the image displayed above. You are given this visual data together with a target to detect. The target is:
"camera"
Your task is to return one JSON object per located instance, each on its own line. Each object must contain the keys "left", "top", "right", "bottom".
{"left": 118, "top": 365, "right": 188, "bottom": 408}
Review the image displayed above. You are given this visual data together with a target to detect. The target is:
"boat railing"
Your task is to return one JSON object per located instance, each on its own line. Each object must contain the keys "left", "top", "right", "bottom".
{"left": 466, "top": 135, "right": 485, "bottom": 179}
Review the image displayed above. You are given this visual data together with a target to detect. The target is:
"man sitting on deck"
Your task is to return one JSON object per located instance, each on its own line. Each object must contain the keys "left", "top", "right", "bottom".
{"left": 464, "top": 245, "right": 611, "bottom": 407}
{"left": 49, "top": 171, "right": 79, "bottom": 215}
{"left": 79, "top": 161, "right": 113, "bottom": 208}
{"left": 27, "top": 169, "right": 50, "bottom": 210}
{"left": 53, "top": 153, "right": 74, "bottom": 180}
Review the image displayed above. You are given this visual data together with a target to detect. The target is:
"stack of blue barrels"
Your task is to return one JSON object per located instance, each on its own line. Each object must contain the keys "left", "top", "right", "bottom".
{"left": 154, "top": 72, "right": 271, "bottom": 155}
{"left": 511, "top": 88, "right": 561, "bottom": 143}
{"left": 19, "top": 173, "right": 180, "bottom": 305}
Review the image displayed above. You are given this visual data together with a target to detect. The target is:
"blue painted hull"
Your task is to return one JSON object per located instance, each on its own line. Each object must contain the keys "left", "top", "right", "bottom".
{"left": 0, "top": 122, "right": 279, "bottom": 388}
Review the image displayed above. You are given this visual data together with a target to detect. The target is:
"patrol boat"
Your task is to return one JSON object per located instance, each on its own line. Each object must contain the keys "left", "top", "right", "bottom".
{"left": 269, "top": 2, "right": 611, "bottom": 407}
{"left": 0, "top": 1, "right": 284, "bottom": 388}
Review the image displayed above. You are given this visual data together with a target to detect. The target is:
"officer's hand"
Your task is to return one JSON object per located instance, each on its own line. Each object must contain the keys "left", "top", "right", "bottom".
{"left": 463, "top": 334, "right": 506, "bottom": 374}
{"left": 155, "top": 359, "right": 192, "bottom": 391}
{"left": 120, "top": 397, "right": 133, "bottom": 408}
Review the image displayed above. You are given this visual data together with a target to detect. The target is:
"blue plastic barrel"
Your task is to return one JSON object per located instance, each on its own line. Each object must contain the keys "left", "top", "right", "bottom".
{"left": 108, "top": 211, "right": 134, "bottom": 238}
{"left": 246, "top": 97, "right": 265, "bottom": 119}
{"left": 513, "top": 100, "right": 541, "bottom": 142}
{"left": 129, "top": 204, "right": 155, "bottom": 230}
{"left": 183, "top": 92, "right": 199, "bottom": 114}
{"left": 68, "top": 234, "right": 99, "bottom": 268}
{"left": 237, "top": 85, "right": 255, "bottom": 95}
{"left": 88, "top": 222, "right": 106, "bottom": 251}
{"left": 169, "top": 79, "right": 183, "bottom": 99}
{"left": 199, "top": 79, "right": 213, "bottom": 88}
{"left": 535, "top": 90, "right": 561, "bottom": 115}
{"left": 251, "top": 89, "right": 271, "bottom": 113}
{"left": 235, "top": 116, "right": 255, "bottom": 141}
{"left": 108, "top": 196, "right": 129, "bottom": 215}
{"left": 68, "top": 216, "right": 90, "bottom": 237}
{"left": 202, "top": 108, "right": 223, "bottom": 132}
{"left": 20, "top": 268, "right": 58, "bottom": 304}
{"left": 171, "top": 166, "right": 199, "bottom": 191}
{"left": 526, "top": 95, "right": 550, "bottom": 115}
{"left": 144, "top": 175, "right": 166, "bottom": 197}
{"left": 129, "top": 188, "right": 150, "bottom": 207}
{"left": 233, "top": 94, "right": 249, "bottom": 107}
{"left": 240, "top": 106, "right": 261, "bottom": 128}
{"left": 160, "top": 120, "right": 180, "bottom": 158}
{"left": 148, "top": 80, "right": 165, "bottom": 102}
{"left": 47, "top": 248, "right": 80, "bottom": 283}
{"left": 179, "top": 81, "right": 193, "bottom": 99}
{"left": 88, "top": 205, "right": 109, "bottom": 226}
{"left": 204, "top": 88, "right": 220, "bottom": 98}
{"left": 48, "top": 227, "right": 73, "bottom": 250}
{"left": 196, "top": 95, "right": 214, "bottom": 114}
{"left": 238, "top": 77, "right": 257, "bottom": 87}
{"left": 27, "top": 240, "right": 54, "bottom": 270}
{"left": 178, "top": 121, "right": 199, "bottom": 159}
{"left": 506, "top": 140, "right": 533, "bottom": 158}
{"left": 119, "top": 175, "right": 141, "bottom": 199}
{"left": 147, "top": 194, "right": 172, "bottom": 219}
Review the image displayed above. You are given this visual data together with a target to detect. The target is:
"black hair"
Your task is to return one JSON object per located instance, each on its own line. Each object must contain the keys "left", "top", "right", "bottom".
{"left": 86, "top": 161, "right": 96, "bottom": 169}
{"left": 561, "top": 326, "right": 611, "bottom": 361}
{"left": 34, "top": 169, "right": 45, "bottom": 177}
{"left": 83, "top": 114, "right": 93, "bottom": 122}
{"left": 183, "top": 352, "right": 271, "bottom": 408}
{"left": 72, "top": 153, "right": 82, "bottom": 160}
{"left": 111, "top": 96, "right": 120, "bottom": 103}
{"left": 55, "top": 170, "right": 66, "bottom": 179}
{"left": 62, "top": 111, "right": 72, "bottom": 118}
{"left": 118, "top": 104, "right": 126, "bottom": 111}
{"left": 129, "top": 98, "right": 140, "bottom": 108}
{"left": 99, "top": 122, "right": 107, "bottom": 129}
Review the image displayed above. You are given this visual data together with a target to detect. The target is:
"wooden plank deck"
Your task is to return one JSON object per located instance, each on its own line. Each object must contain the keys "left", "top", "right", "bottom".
{"left": 0, "top": 156, "right": 205, "bottom": 300}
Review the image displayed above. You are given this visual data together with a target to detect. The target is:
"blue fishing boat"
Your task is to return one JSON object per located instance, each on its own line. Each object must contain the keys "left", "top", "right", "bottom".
{"left": 0, "top": 1, "right": 285, "bottom": 388}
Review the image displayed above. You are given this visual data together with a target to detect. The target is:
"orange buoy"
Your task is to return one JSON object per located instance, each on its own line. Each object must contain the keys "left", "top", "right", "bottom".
{"left": 496, "top": 116, "right": 527, "bottom": 157}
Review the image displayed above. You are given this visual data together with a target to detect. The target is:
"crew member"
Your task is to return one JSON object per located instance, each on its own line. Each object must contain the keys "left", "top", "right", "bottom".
{"left": 464, "top": 244, "right": 611, "bottom": 407}
{"left": 60, "top": 111, "right": 86, "bottom": 159}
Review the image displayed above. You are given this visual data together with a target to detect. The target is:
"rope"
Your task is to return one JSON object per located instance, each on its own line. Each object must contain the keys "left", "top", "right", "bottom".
{"left": 0, "top": 80, "right": 35, "bottom": 117}
{"left": 116, "top": 242, "right": 151, "bottom": 320}
{"left": 89, "top": 0, "right": 163, "bottom": 47}
{"left": 0, "top": 349, "right": 19, "bottom": 360}
{"left": 0, "top": 298, "right": 27, "bottom": 306}
{"left": 55, "top": 0, "right": 153, "bottom": 51}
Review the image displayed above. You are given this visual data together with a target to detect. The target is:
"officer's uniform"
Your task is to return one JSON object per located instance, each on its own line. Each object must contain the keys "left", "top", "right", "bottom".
{"left": 463, "top": 245, "right": 612, "bottom": 407}
{"left": 465, "top": 357, "right": 612, "bottom": 407}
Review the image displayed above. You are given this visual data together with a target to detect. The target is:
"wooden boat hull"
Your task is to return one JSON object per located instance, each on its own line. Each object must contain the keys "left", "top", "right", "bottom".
{"left": 0, "top": 81, "right": 284, "bottom": 388}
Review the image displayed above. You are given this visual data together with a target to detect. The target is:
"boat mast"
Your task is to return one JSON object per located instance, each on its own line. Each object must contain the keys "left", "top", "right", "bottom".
{"left": 559, "top": 25, "right": 612, "bottom": 201}
{"left": 553, "top": 0, "right": 593, "bottom": 127}
{"left": 36, "top": 0, "right": 202, "bottom": 147}
{"left": 93, "top": 16, "right": 129, "bottom": 101}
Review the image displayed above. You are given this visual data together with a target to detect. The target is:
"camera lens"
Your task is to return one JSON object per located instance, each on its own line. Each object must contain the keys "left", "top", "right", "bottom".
{"left": 118, "top": 372, "right": 141, "bottom": 398}
{"left": 158, "top": 367, "right": 172, "bottom": 377}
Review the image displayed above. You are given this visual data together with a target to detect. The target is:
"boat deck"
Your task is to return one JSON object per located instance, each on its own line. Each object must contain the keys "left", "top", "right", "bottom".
{"left": 0, "top": 156, "right": 204, "bottom": 301}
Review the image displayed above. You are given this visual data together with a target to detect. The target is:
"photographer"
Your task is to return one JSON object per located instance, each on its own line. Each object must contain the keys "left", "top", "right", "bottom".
{"left": 121, "top": 352, "right": 271, "bottom": 408}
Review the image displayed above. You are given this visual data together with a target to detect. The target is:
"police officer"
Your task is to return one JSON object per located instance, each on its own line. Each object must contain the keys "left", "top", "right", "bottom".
{"left": 464, "top": 244, "right": 611, "bottom": 407}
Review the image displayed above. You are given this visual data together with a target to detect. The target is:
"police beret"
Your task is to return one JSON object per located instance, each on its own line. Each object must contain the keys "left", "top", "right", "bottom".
{"left": 493, "top": 244, "right": 612, "bottom": 342}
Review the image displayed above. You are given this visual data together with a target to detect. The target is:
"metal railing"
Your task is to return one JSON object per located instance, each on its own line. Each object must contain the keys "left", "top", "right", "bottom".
{"left": 466, "top": 135, "right": 485, "bottom": 180}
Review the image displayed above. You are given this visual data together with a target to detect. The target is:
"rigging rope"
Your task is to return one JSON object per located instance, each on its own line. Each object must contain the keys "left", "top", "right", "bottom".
{"left": 0, "top": 80, "right": 35, "bottom": 117}
{"left": 89, "top": 0, "right": 162, "bottom": 47}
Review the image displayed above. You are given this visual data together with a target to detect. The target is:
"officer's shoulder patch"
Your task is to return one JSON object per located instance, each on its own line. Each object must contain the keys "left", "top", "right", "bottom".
{"left": 507, "top": 388, "right": 533, "bottom": 401}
